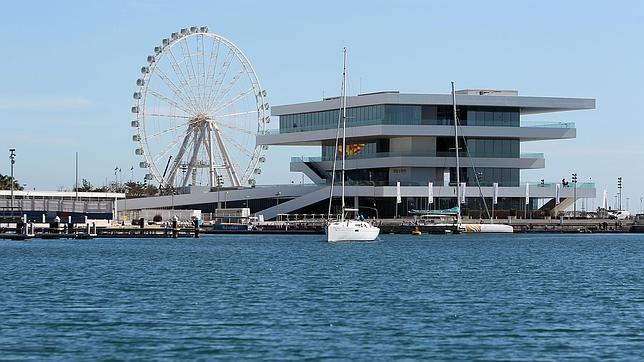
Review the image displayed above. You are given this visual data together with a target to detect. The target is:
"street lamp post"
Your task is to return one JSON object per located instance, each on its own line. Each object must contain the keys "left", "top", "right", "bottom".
{"left": 589, "top": 177, "right": 593, "bottom": 212}
{"left": 216, "top": 175, "right": 223, "bottom": 210}
{"left": 9, "top": 149, "right": 16, "bottom": 218}
{"left": 572, "top": 173, "right": 578, "bottom": 218}
{"left": 617, "top": 177, "right": 622, "bottom": 211}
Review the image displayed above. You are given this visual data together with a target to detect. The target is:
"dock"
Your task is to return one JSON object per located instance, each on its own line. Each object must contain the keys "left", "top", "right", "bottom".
{"left": 0, "top": 217, "right": 638, "bottom": 240}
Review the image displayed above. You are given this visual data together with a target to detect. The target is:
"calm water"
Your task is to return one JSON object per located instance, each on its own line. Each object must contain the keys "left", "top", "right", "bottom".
{"left": 1, "top": 233, "right": 642, "bottom": 360}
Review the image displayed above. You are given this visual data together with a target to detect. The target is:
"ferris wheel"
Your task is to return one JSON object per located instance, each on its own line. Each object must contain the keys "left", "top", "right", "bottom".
{"left": 131, "top": 26, "right": 269, "bottom": 189}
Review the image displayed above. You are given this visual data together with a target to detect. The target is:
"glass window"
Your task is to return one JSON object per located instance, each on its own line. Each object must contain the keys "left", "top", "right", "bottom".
{"left": 484, "top": 112, "right": 493, "bottom": 126}
{"left": 494, "top": 112, "right": 503, "bottom": 126}
{"left": 503, "top": 112, "right": 511, "bottom": 124}
{"left": 510, "top": 112, "right": 519, "bottom": 126}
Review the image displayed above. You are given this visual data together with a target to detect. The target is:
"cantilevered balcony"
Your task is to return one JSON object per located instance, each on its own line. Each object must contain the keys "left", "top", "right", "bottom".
{"left": 290, "top": 152, "right": 545, "bottom": 173}
{"left": 257, "top": 122, "right": 575, "bottom": 146}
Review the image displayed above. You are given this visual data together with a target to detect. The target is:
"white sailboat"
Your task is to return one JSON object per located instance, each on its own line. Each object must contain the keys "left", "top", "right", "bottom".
{"left": 326, "top": 48, "right": 380, "bottom": 242}
{"left": 450, "top": 82, "right": 513, "bottom": 233}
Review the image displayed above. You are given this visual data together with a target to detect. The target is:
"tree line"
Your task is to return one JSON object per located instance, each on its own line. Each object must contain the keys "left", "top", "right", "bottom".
{"left": 0, "top": 174, "right": 171, "bottom": 198}
{"left": 0, "top": 173, "right": 24, "bottom": 191}
{"left": 72, "top": 179, "right": 160, "bottom": 198}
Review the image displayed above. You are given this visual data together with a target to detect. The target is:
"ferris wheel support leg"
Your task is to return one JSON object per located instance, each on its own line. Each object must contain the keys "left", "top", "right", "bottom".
{"left": 181, "top": 125, "right": 207, "bottom": 187}
{"left": 212, "top": 122, "right": 241, "bottom": 187}
{"left": 166, "top": 125, "right": 195, "bottom": 188}
{"left": 205, "top": 123, "right": 218, "bottom": 188}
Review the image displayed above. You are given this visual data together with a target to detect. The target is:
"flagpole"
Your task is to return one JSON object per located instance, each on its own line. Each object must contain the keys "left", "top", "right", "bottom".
{"left": 75, "top": 151, "right": 79, "bottom": 201}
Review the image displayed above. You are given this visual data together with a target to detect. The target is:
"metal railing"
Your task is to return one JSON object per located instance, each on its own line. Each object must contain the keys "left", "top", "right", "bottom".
{"left": 0, "top": 199, "right": 114, "bottom": 213}
{"left": 291, "top": 152, "right": 544, "bottom": 163}
{"left": 520, "top": 120, "right": 575, "bottom": 128}
{"left": 523, "top": 181, "right": 595, "bottom": 189}
{"left": 263, "top": 120, "right": 574, "bottom": 135}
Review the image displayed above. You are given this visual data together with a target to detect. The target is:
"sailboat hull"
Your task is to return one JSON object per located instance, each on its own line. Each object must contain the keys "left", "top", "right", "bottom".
{"left": 327, "top": 221, "right": 380, "bottom": 242}
{"left": 463, "top": 224, "right": 514, "bottom": 233}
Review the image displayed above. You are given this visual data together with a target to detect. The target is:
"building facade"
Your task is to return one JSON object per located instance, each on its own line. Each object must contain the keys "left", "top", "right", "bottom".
{"left": 0, "top": 190, "right": 125, "bottom": 223}
{"left": 256, "top": 89, "right": 595, "bottom": 218}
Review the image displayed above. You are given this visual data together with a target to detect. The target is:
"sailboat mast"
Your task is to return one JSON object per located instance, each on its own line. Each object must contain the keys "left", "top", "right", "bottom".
{"left": 452, "top": 81, "right": 462, "bottom": 225}
{"left": 341, "top": 48, "right": 347, "bottom": 220}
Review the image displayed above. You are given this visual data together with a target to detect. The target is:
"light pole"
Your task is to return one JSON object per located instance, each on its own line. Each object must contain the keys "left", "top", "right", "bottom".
{"left": 617, "top": 177, "right": 622, "bottom": 211}
{"left": 589, "top": 177, "right": 593, "bottom": 212}
{"left": 276, "top": 191, "right": 281, "bottom": 206}
{"left": 216, "top": 175, "right": 223, "bottom": 209}
{"left": 9, "top": 149, "right": 16, "bottom": 218}
{"left": 572, "top": 173, "right": 578, "bottom": 218}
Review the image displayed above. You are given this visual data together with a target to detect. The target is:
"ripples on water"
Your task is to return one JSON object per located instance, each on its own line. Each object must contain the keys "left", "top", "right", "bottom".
{"left": 0, "top": 234, "right": 642, "bottom": 359}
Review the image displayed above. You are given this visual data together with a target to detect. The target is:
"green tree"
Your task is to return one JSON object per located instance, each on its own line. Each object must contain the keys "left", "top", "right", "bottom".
{"left": 107, "top": 182, "right": 126, "bottom": 194}
{"left": 73, "top": 179, "right": 93, "bottom": 192}
{"left": 0, "top": 173, "right": 24, "bottom": 191}
{"left": 144, "top": 184, "right": 159, "bottom": 197}
{"left": 92, "top": 185, "right": 109, "bottom": 192}
{"left": 123, "top": 181, "right": 159, "bottom": 198}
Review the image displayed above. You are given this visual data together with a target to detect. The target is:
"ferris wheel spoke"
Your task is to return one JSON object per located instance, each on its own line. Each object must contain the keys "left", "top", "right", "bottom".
{"left": 211, "top": 87, "right": 256, "bottom": 115}
{"left": 216, "top": 122, "right": 255, "bottom": 136}
{"left": 179, "top": 38, "right": 199, "bottom": 86}
{"left": 197, "top": 34, "right": 207, "bottom": 109}
{"left": 151, "top": 133, "right": 188, "bottom": 164}
{"left": 148, "top": 89, "right": 193, "bottom": 114}
{"left": 146, "top": 120, "right": 194, "bottom": 139}
{"left": 204, "top": 39, "right": 221, "bottom": 96}
{"left": 216, "top": 109, "right": 259, "bottom": 119}
{"left": 204, "top": 49, "right": 235, "bottom": 112}
{"left": 146, "top": 113, "right": 192, "bottom": 119}
{"left": 206, "top": 70, "right": 244, "bottom": 111}
{"left": 155, "top": 66, "right": 199, "bottom": 114}
{"left": 220, "top": 133, "right": 254, "bottom": 158}
{"left": 167, "top": 47, "right": 202, "bottom": 110}
{"left": 178, "top": 38, "right": 201, "bottom": 111}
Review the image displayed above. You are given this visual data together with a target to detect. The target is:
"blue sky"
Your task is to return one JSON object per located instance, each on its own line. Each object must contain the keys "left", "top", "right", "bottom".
{"left": 1, "top": 0, "right": 643, "bottom": 210}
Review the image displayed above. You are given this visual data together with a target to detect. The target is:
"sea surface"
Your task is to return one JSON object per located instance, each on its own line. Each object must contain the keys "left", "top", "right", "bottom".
{"left": 1, "top": 233, "right": 642, "bottom": 360}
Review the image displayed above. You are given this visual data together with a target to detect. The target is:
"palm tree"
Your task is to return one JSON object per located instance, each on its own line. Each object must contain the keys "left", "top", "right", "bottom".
{"left": 0, "top": 173, "right": 23, "bottom": 191}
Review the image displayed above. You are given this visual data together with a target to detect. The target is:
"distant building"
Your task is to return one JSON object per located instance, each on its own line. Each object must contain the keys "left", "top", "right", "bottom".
{"left": 0, "top": 190, "right": 124, "bottom": 223}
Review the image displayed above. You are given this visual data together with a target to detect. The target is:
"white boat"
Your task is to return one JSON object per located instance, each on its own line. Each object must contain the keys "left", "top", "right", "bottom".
{"left": 326, "top": 49, "right": 380, "bottom": 242}
{"left": 327, "top": 208, "right": 381, "bottom": 242}
{"left": 463, "top": 223, "right": 514, "bottom": 233}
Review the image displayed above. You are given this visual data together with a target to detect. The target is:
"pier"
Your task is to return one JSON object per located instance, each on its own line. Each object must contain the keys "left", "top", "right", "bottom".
{"left": 0, "top": 217, "right": 637, "bottom": 240}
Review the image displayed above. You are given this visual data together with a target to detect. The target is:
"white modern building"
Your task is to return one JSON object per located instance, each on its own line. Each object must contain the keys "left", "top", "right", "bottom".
{"left": 126, "top": 88, "right": 596, "bottom": 220}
